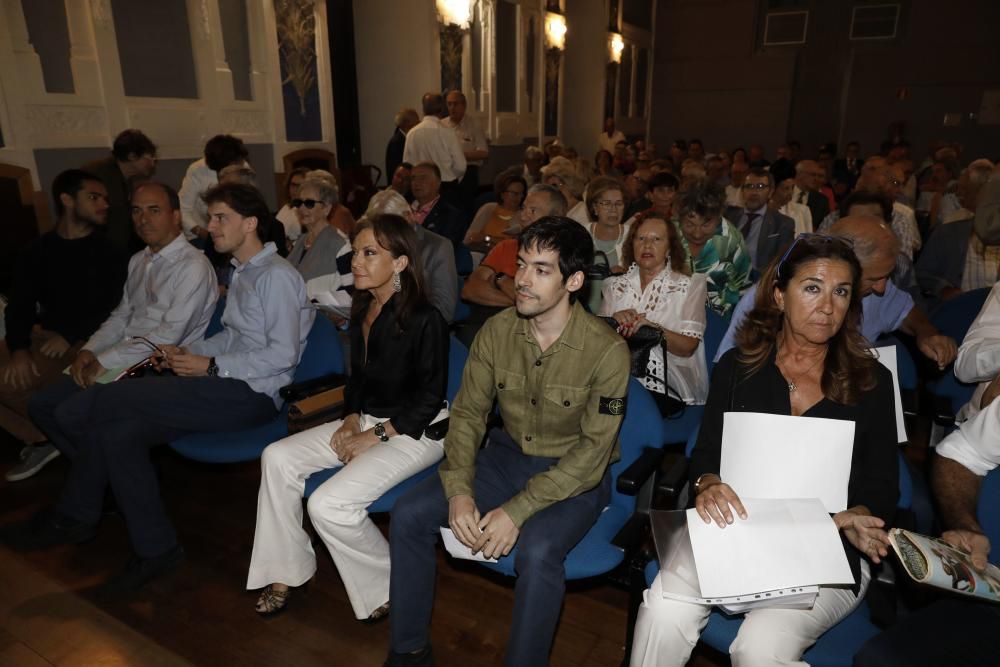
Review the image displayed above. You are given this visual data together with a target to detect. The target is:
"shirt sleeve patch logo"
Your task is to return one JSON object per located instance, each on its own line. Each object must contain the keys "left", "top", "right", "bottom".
{"left": 599, "top": 396, "right": 626, "bottom": 416}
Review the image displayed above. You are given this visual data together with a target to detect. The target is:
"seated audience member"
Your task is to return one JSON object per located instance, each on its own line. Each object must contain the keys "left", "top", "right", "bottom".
{"left": 540, "top": 156, "right": 588, "bottom": 225}
{"left": 834, "top": 141, "right": 864, "bottom": 188}
{"left": 386, "top": 107, "right": 419, "bottom": 184}
{"left": 275, "top": 167, "right": 309, "bottom": 246}
{"left": 726, "top": 162, "right": 750, "bottom": 208}
{"left": 217, "top": 164, "right": 287, "bottom": 258}
{"left": 366, "top": 190, "right": 457, "bottom": 323}
{"left": 464, "top": 167, "right": 527, "bottom": 245}
{"left": 83, "top": 129, "right": 157, "bottom": 255}
{"left": 595, "top": 150, "right": 620, "bottom": 177}
{"left": 716, "top": 217, "right": 957, "bottom": 369}
{"left": 623, "top": 166, "right": 653, "bottom": 221}
{"left": 855, "top": 396, "right": 1000, "bottom": 667}
{"left": 10, "top": 183, "right": 312, "bottom": 593}
{"left": 403, "top": 93, "right": 466, "bottom": 205}
{"left": 943, "top": 159, "right": 996, "bottom": 225}
{"left": 583, "top": 176, "right": 630, "bottom": 313}
{"left": 748, "top": 143, "right": 770, "bottom": 169}
{"left": 248, "top": 214, "right": 448, "bottom": 620}
{"left": 725, "top": 167, "right": 795, "bottom": 274}
{"left": 287, "top": 172, "right": 351, "bottom": 284}
{"left": 632, "top": 235, "right": 898, "bottom": 666}
{"left": 668, "top": 139, "right": 687, "bottom": 170}
{"left": 687, "top": 138, "right": 706, "bottom": 164}
{"left": 675, "top": 183, "right": 751, "bottom": 316}
{"left": 953, "top": 279, "right": 1000, "bottom": 421}
{"left": 1, "top": 171, "right": 126, "bottom": 481}
{"left": 522, "top": 146, "right": 544, "bottom": 187}
{"left": 790, "top": 159, "right": 831, "bottom": 226}
{"left": 599, "top": 117, "right": 626, "bottom": 154}
{"left": 679, "top": 160, "right": 707, "bottom": 189}
{"left": 973, "top": 165, "right": 1000, "bottom": 246}
{"left": 599, "top": 213, "right": 709, "bottom": 415}
{"left": 458, "top": 185, "right": 567, "bottom": 346}
{"left": 705, "top": 155, "right": 726, "bottom": 187}
{"left": 389, "top": 162, "right": 414, "bottom": 201}
{"left": 24, "top": 181, "right": 217, "bottom": 475}
{"left": 179, "top": 134, "right": 249, "bottom": 242}
{"left": 410, "top": 161, "right": 468, "bottom": 248}
{"left": 770, "top": 172, "right": 813, "bottom": 235}
{"left": 627, "top": 171, "right": 679, "bottom": 227}
{"left": 917, "top": 162, "right": 999, "bottom": 310}
{"left": 385, "top": 218, "right": 630, "bottom": 667}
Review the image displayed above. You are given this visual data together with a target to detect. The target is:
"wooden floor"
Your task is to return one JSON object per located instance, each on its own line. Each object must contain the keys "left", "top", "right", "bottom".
{"left": 0, "top": 431, "right": 727, "bottom": 667}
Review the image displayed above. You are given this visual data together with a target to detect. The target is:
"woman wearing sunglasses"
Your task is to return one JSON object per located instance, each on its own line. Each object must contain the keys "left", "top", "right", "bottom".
{"left": 631, "top": 234, "right": 898, "bottom": 666}
{"left": 286, "top": 172, "right": 351, "bottom": 284}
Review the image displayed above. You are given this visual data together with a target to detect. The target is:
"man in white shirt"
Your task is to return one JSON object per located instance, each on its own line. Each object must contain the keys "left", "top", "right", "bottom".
{"left": 598, "top": 117, "right": 626, "bottom": 154}
{"left": 522, "top": 146, "right": 544, "bottom": 187}
{"left": 790, "top": 160, "right": 830, "bottom": 228}
{"left": 443, "top": 90, "right": 488, "bottom": 212}
{"left": 725, "top": 161, "right": 748, "bottom": 207}
{"left": 403, "top": 93, "right": 467, "bottom": 207}
{"left": 28, "top": 181, "right": 218, "bottom": 463}
{"left": 178, "top": 134, "right": 249, "bottom": 242}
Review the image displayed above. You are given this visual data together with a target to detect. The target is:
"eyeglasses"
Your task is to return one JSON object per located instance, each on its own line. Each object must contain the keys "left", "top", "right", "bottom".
{"left": 596, "top": 200, "right": 626, "bottom": 209}
{"left": 291, "top": 198, "right": 325, "bottom": 209}
{"left": 742, "top": 182, "right": 770, "bottom": 191}
{"left": 776, "top": 233, "right": 855, "bottom": 280}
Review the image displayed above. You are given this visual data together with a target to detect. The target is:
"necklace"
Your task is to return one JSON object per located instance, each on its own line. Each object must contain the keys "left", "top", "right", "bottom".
{"left": 782, "top": 352, "right": 825, "bottom": 392}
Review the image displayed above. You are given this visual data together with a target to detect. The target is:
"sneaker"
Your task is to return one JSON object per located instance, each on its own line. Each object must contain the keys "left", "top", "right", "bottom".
{"left": 5, "top": 443, "right": 61, "bottom": 482}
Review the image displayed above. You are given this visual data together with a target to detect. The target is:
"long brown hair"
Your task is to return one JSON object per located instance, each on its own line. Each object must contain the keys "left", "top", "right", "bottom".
{"left": 349, "top": 214, "right": 428, "bottom": 333}
{"left": 621, "top": 213, "right": 690, "bottom": 276}
{"left": 734, "top": 234, "right": 877, "bottom": 404}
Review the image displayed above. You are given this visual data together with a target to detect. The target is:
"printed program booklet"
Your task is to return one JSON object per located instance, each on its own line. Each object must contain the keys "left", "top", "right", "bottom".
{"left": 889, "top": 528, "right": 1000, "bottom": 603}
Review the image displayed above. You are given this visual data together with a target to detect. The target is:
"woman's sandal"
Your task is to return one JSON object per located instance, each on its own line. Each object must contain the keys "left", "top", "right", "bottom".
{"left": 255, "top": 585, "right": 290, "bottom": 617}
{"left": 364, "top": 601, "right": 390, "bottom": 624}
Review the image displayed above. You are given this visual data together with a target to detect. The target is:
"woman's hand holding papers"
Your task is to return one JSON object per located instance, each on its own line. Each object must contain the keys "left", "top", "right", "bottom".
{"left": 694, "top": 475, "right": 748, "bottom": 528}
{"left": 835, "top": 508, "right": 890, "bottom": 564}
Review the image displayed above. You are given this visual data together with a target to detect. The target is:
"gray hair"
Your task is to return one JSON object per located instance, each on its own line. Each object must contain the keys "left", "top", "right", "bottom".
{"left": 539, "top": 156, "right": 585, "bottom": 199}
{"left": 300, "top": 170, "right": 339, "bottom": 205}
{"left": 527, "top": 184, "right": 568, "bottom": 217}
{"left": 364, "top": 189, "right": 411, "bottom": 219}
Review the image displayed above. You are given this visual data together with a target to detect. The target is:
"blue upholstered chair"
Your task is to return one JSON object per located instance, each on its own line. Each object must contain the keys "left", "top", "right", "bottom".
{"left": 662, "top": 307, "right": 729, "bottom": 446}
{"left": 168, "top": 314, "right": 345, "bottom": 463}
{"left": 301, "top": 336, "right": 470, "bottom": 513}
{"left": 473, "top": 377, "right": 665, "bottom": 581}
{"left": 979, "top": 467, "right": 1000, "bottom": 548}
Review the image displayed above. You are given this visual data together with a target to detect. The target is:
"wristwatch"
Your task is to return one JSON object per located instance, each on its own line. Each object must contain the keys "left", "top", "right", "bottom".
{"left": 206, "top": 357, "right": 219, "bottom": 377}
{"left": 373, "top": 422, "right": 389, "bottom": 442}
{"left": 493, "top": 272, "right": 507, "bottom": 290}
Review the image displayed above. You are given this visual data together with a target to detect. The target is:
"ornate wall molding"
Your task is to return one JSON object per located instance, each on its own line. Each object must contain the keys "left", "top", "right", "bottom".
{"left": 25, "top": 105, "right": 106, "bottom": 139}
{"left": 221, "top": 109, "right": 269, "bottom": 136}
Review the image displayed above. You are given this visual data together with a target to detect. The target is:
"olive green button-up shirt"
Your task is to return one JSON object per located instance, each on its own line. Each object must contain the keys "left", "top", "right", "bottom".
{"left": 438, "top": 301, "right": 630, "bottom": 527}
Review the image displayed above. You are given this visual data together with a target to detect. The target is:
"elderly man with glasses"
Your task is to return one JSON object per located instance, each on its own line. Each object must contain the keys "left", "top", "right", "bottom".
{"left": 724, "top": 167, "right": 796, "bottom": 275}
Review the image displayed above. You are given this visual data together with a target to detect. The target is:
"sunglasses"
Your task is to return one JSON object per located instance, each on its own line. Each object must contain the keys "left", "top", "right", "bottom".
{"left": 776, "top": 233, "right": 855, "bottom": 280}
{"left": 291, "top": 198, "right": 325, "bottom": 209}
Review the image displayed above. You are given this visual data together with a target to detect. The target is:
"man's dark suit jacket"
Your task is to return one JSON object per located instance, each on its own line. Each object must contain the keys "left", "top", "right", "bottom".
{"left": 725, "top": 205, "right": 795, "bottom": 273}
{"left": 385, "top": 127, "right": 406, "bottom": 185}
{"left": 804, "top": 190, "right": 830, "bottom": 229}
{"left": 422, "top": 198, "right": 469, "bottom": 249}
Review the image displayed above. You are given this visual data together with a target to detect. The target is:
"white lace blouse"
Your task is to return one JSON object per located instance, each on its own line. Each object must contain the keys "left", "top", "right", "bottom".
{"left": 599, "top": 264, "right": 709, "bottom": 404}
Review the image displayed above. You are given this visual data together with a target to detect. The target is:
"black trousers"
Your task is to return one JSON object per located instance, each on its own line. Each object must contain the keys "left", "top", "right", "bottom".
{"left": 29, "top": 376, "right": 275, "bottom": 557}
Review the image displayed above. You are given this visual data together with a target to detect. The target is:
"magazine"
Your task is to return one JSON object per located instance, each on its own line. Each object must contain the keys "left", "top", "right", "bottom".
{"left": 889, "top": 528, "right": 1000, "bottom": 603}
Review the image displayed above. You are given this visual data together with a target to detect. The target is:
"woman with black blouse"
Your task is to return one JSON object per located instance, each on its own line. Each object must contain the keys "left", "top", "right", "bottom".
{"left": 631, "top": 234, "right": 899, "bottom": 666}
{"left": 247, "top": 214, "right": 449, "bottom": 621}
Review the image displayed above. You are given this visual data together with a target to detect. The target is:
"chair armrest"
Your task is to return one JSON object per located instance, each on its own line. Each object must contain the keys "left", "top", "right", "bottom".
{"left": 656, "top": 453, "right": 689, "bottom": 502}
{"left": 617, "top": 447, "right": 664, "bottom": 496}
{"left": 280, "top": 372, "right": 348, "bottom": 403}
{"left": 612, "top": 511, "right": 650, "bottom": 550}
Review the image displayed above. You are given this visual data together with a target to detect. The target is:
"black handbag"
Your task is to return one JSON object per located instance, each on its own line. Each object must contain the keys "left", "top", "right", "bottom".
{"left": 601, "top": 317, "right": 663, "bottom": 379}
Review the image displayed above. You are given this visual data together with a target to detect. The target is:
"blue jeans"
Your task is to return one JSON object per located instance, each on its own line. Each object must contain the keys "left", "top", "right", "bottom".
{"left": 389, "top": 429, "right": 611, "bottom": 667}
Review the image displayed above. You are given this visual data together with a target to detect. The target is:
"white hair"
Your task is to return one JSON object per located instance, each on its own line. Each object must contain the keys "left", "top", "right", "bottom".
{"left": 364, "top": 189, "right": 411, "bottom": 219}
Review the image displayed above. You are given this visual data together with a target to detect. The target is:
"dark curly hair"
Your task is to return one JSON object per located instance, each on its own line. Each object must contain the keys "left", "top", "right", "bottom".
{"left": 621, "top": 213, "right": 690, "bottom": 276}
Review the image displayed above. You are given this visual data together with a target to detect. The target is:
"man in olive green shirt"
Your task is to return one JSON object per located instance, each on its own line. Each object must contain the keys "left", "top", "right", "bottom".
{"left": 386, "top": 218, "right": 630, "bottom": 667}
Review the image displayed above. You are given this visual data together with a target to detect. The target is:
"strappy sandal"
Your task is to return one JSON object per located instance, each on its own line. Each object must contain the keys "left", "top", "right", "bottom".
{"left": 364, "top": 601, "right": 390, "bottom": 623}
{"left": 255, "top": 585, "right": 290, "bottom": 617}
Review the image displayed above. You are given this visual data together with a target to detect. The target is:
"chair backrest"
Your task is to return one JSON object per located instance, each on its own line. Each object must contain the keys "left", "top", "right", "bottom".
{"left": 455, "top": 243, "right": 474, "bottom": 277}
{"left": 610, "top": 378, "right": 666, "bottom": 513}
{"left": 294, "top": 314, "right": 345, "bottom": 381}
{"left": 930, "top": 287, "right": 991, "bottom": 344}
{"left": 283, "top": 148, "right": 336, "bottom": 175}
{"left": 703, "top": 308, "right": 729, "bottom": 374}
{"left": 978, "top": 467, "right": 1000, "bottom": 551}
{"left": 447, "top": 336, "right": 468, "bottom": 403}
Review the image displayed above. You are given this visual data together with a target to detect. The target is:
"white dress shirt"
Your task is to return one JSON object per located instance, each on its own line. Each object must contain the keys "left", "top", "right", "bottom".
{"left": 442, "top": 114, "right": 488, "bottom": 167}
{"left": 275, "top": 205, "right": 303, "bottom": 241}
{"left": 178, "top": 158, "right": 217, "bottom": 239}
{"left": 402, "top": 116, "right": 467, "bottom": 182}
{"left": 83, "top": 233, "right": 218, "bottom": 370}
{"left": 954, "top": 281, "right": 1000, "bottom": 421}
{"left": 780, "top": 201, "right": 813, "bottom": 235}
{"left": 725, "top": 184, "right": 743, "bottom": 208}
{"left": 893, "top": 201, "right": 922, "bottom": 259}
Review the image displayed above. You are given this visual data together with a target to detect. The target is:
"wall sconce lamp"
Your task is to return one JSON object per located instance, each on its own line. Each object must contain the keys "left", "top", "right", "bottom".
{"left": 436, "top": 0, "right": 471, "bottom": 29}
{"left": 609, "top": 32, "right": 624, "bottom": 63}
{"left": 545, "top": 12, "right": 567, "bottom": 51}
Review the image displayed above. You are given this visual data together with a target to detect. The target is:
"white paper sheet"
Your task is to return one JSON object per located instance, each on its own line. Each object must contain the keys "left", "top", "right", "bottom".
{"left": 686, "top": 498, "right": 855, "bottom": 598}
{"left": 439, "top": 527, "right": 499, "bottom": 563}
{"left": 873, "top": 345, "right": 909, "bottom": 443}
{"left": 720, "top": 412, "right": 854, "bottom": 513}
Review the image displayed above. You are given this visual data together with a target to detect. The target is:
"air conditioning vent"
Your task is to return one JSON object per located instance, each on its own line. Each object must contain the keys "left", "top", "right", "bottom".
{"left": 850, "top": 4, "right": 900, "bottom": 40}
{"left": 763, "top": 10, "right": 808, "bottom": 46}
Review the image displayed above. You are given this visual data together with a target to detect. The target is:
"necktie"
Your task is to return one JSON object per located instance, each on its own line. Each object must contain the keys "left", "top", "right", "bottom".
{"left": 741, "top": 212, "right": 759, "bottom": 239}
{"left": 797, "top": 190, "right": 807, "bottom": 204}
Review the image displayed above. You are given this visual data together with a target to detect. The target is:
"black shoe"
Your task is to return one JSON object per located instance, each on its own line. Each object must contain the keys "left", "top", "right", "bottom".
{"left": 0, "top": 509, "right": 97, "bottom": 551}
{"left": 101, "top": 544, "right": 185, "bottom": 596}
{"left": 383, "top": 646, "right": 433, "bottom": 667}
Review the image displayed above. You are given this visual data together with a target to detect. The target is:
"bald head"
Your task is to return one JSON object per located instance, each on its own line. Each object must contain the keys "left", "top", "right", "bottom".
{"left": 830, "top": 215, "right": 899, "bottom": 265}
